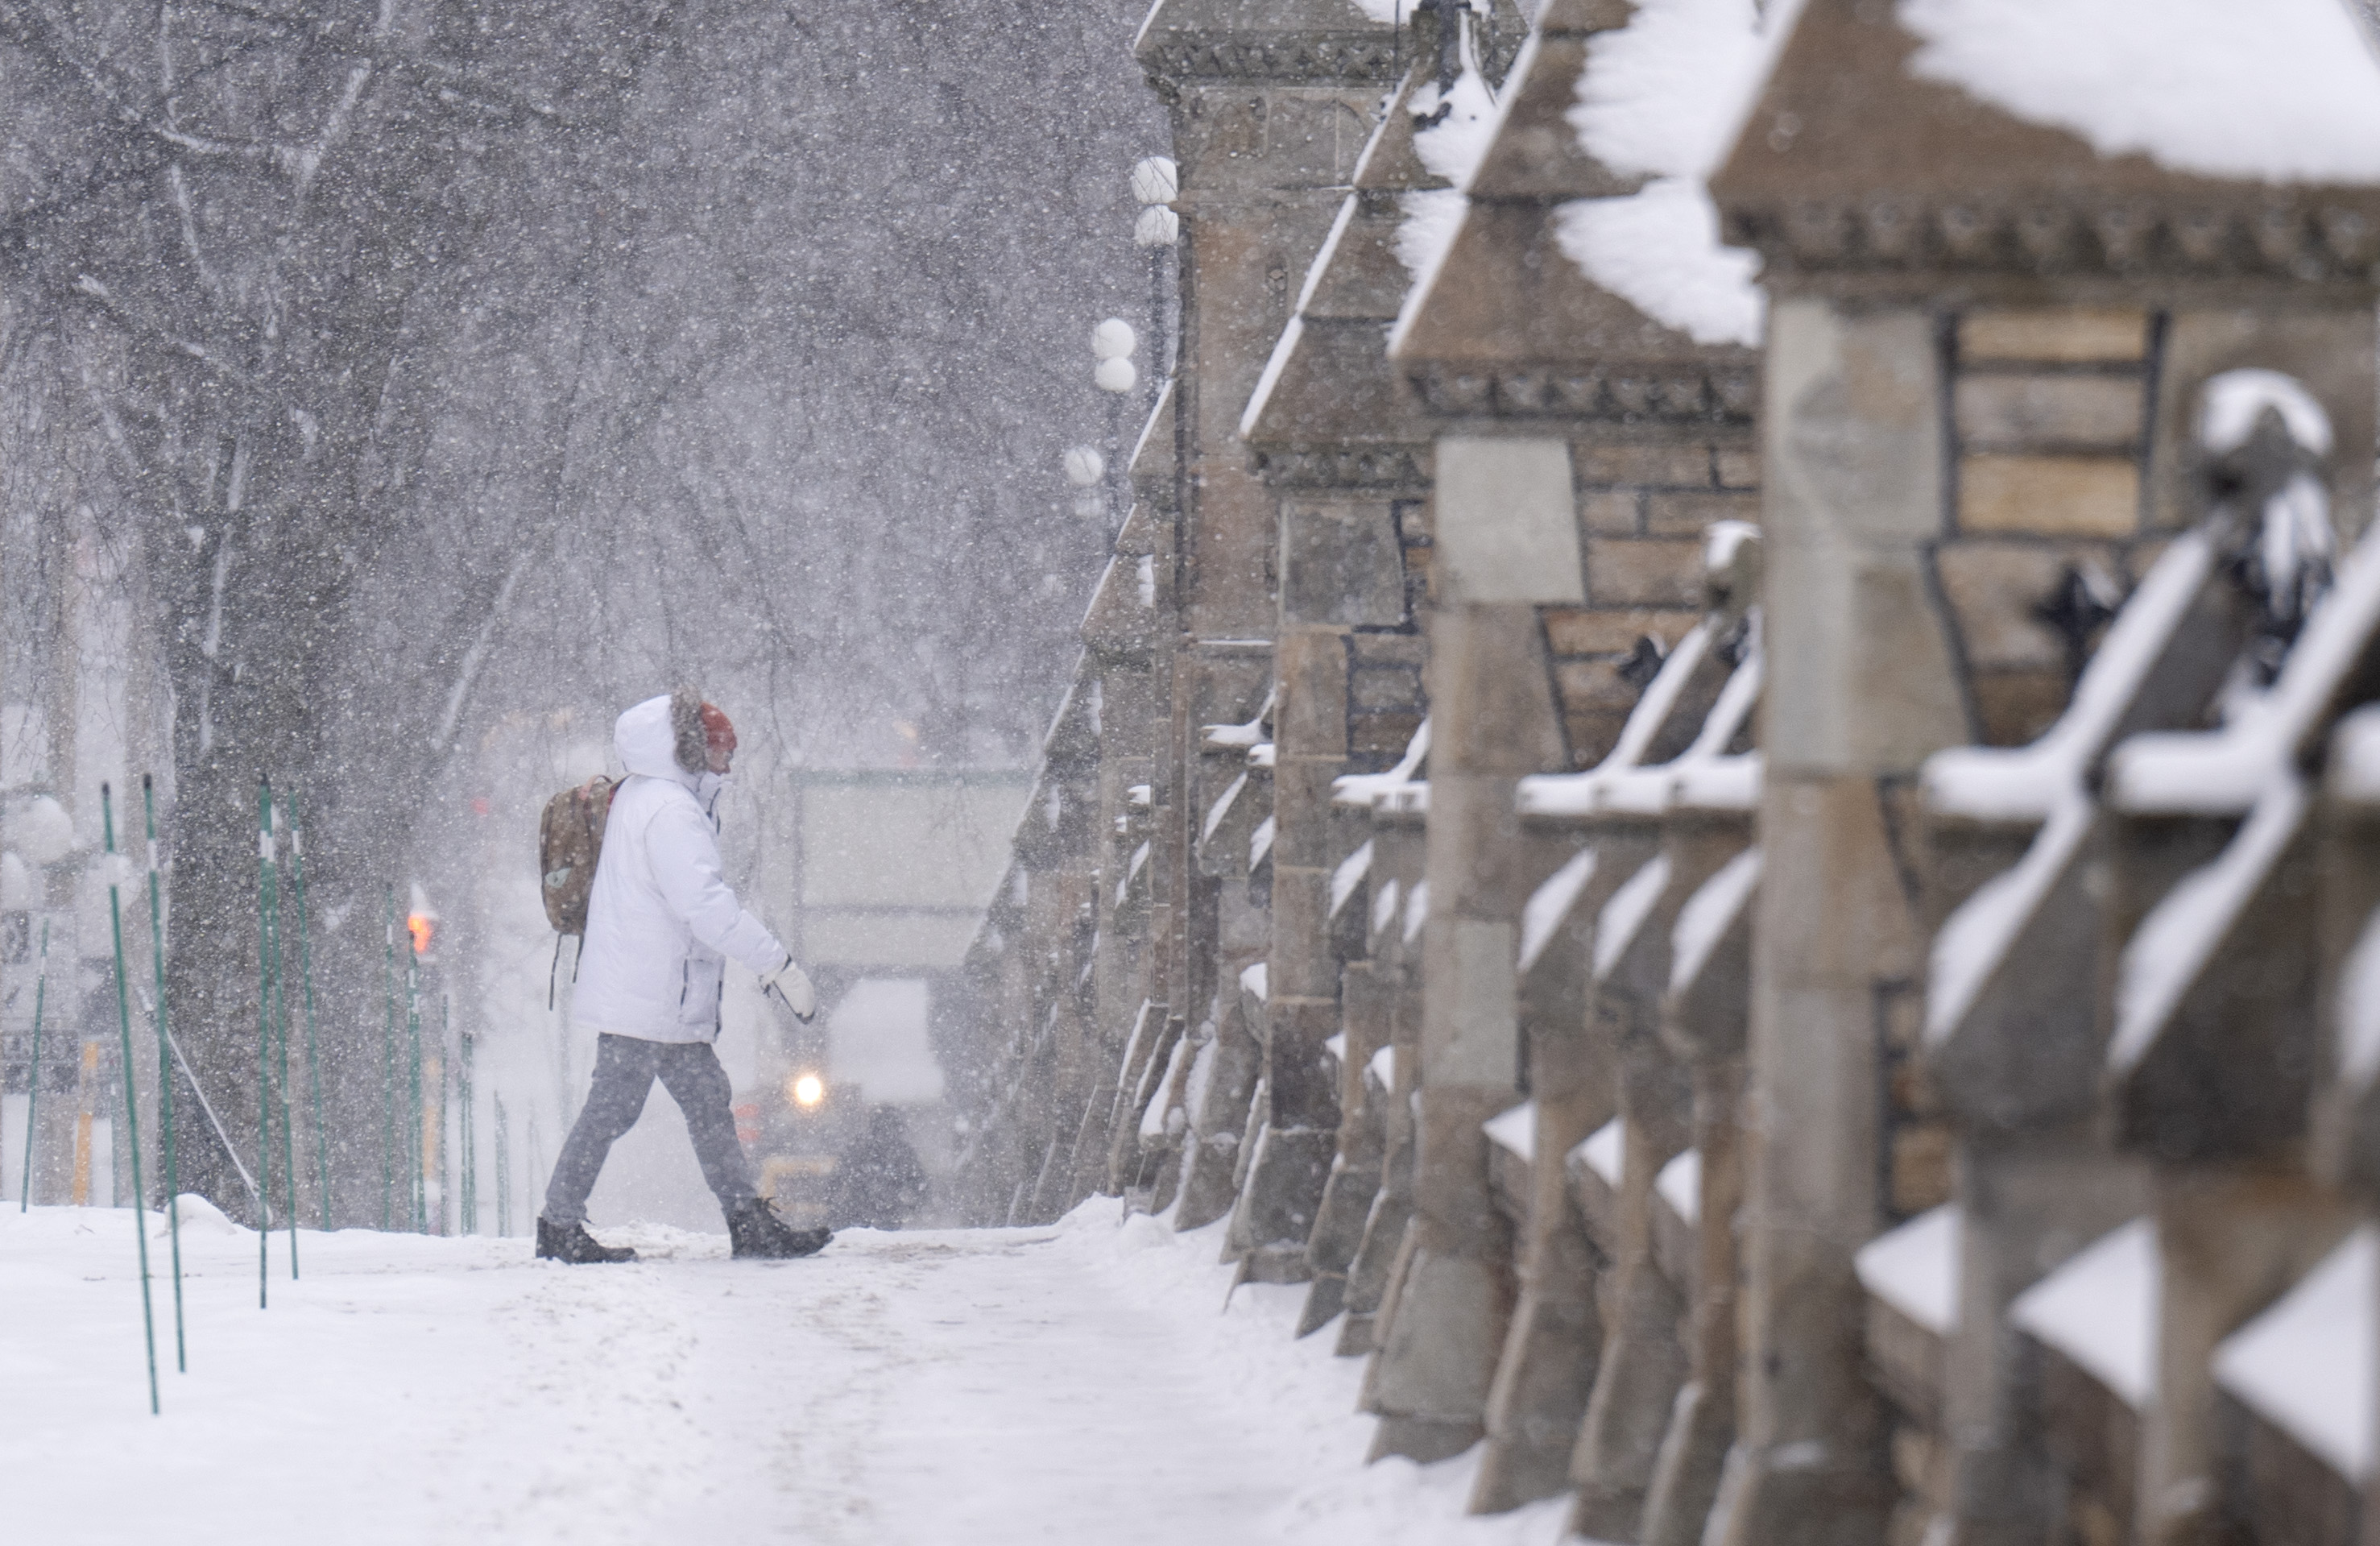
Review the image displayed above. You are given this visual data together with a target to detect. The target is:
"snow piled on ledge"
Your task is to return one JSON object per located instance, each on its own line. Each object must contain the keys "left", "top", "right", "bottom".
{"left": 1899, "top": 0, "right": 2380, "bottom": 186}
{"left": 1558, "top": 0, "right": 1768, "bottom": 348}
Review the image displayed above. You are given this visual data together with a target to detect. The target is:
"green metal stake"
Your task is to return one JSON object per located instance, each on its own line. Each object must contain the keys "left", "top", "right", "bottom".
{"left": 382, "top": 886, "right": 397, "bottom": 1232}
{"left": 285, "top": 794, "right": 329, "bottom": 1231}
{"left": 494, "top": 1095, "right": 511, "bottom": 1237}
{"left": 142, "top": 777, "right": 186, "bottom": 1371}
{"left": 269, "top": 803, "right": 297, "bottom": 1279}
{"left": 255, "top": 779, "right": 275, "bottom": 1308}
{"left": 103, "top": 785, "right": 162, "bottom": 1415}
{"left": 406, "top": 936, "right": 424, "bottom": 1233}
{"left": 19, "top": 918, "right": 48, "bottom": 1212}
{"left": 457, "top": 1012, "right": 475, "bottom": 1235}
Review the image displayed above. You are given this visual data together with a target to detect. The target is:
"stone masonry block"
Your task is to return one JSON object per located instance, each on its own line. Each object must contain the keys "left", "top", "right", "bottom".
{"left": 1542, "top": 606, "right": 1696, "bottom": 658}
{"left": 1586, "top": 537, "right": 1703, "bottom": 608}
{"left": 1757, "top": 775, "right": 1924, "bottom": 989}
{"left": 1434, "top": 437, "right": 1586, "bottom": 605}
{"left": 1565, "top": 710, "right": 1629, "bottom": 769}
{"left": 1579, "top": 488, "right": 1644, "bottom": 534}
{"left": 1425, "top": 918, "right": 1522, "bottom": 1088}
{"left": 1954, "top": 374, "right": 2145, "bottom": 450}
{"left": 1715, "top": 449, "right": 1760, "bottom": 488}
{"left": 1427, "top": 606, "right": 1567, "bottom": 777}
{"left": 1351, "top": 628, "right": 1425, "bottom": 664}
{"left": 1351, "top": 662, "right": 1425, "bottom": 712}
{"left": 1764, "top": 542, "right": 1969, "bottom": 776}
{"left": 1353, "top": 712, "right": 1425, "bottom": 758}
{"left": 1283, "top": 502, "right": 1407, "bottom": 628}
{"left": 1274, "top": 629, "right": 1351, "bottom": 757}
{"left": 1645, "top": 488, "right": 1761, "bottom": 536}
{"left": 1970, "top": 669, "right": 2072, "bottom": 748}
{"left": 1959, "top": 309, "right": 2148, "bottom": 364}
{"left": 1960, "top": 454, "right": 2138, "bottom": 537}
{"left": 1554, "top": 657, "right": 1644, "bottom": 716}
{"left": 1765, "top": 299, "right": 1943, "bottom": 547}
{"left": 1574, "top": 444, "right": 1716, "bottom": 487}
{"left": 1933, "top": 539, "right": 2121, "bottom": 672}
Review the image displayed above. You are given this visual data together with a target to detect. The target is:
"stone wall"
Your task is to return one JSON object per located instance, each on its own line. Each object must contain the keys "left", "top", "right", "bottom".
{"left": 956, "top": 6, "right": 2380, "bottom": 1546}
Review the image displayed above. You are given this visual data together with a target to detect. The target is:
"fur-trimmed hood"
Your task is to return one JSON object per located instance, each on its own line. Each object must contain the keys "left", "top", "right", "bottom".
{"left": 613, "top": 690, "right": 709, "bottom": 785}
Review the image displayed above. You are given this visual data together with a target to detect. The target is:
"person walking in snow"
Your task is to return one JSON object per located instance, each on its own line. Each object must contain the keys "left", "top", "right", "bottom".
{"left": 537, "top": 688, "right": 827, "bottom": 1264}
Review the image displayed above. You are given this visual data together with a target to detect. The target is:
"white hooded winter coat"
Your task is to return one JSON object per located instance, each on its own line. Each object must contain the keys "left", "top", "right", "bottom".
{"left": 571, "top": 694, "right": 791, "bottom": 1045}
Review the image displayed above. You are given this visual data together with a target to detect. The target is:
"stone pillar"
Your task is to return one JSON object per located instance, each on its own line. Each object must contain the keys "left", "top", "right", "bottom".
{"left": 1135, "top": 0, "right": 1397, "bottom": 1242}
{"left": 1706, "top": 298, "right": 1964, "bottom": 1546}
{"left": 1364, "top": 435, "right": 1575, "bottom": 1461}
{"left": 1339, "top": 797, "right": 1426, "bottom": 1356}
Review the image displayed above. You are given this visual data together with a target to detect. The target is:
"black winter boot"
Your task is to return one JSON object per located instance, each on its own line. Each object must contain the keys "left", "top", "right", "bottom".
{"left": 727, "top": 1197, "right": 831, "bottom": 1259}
{"left": 537, "top": 1217, "right": 638, "bottom": 1264}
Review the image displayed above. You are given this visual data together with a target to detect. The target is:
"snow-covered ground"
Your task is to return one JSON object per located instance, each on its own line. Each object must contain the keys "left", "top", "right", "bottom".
{"left": 2, "top": 1197, "right": 1569, "bottom": 1545}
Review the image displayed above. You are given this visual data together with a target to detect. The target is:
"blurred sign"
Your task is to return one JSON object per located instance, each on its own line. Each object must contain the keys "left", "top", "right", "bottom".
{"left": 788, "top": 770, "right": 1029, "bottom": 971}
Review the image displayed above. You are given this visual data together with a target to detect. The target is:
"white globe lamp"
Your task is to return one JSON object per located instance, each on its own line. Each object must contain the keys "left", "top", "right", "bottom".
{"left": 1129, "top": 155, "right": 1178, "bottom": 206}
{"left": 1093, "top": 318, "right": 1137, "bottom": 360}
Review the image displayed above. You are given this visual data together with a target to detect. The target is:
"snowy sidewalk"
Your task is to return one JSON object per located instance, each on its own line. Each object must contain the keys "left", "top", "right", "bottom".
{"left": 2, "top": 1200, "right": 1567, "bottom": 1545}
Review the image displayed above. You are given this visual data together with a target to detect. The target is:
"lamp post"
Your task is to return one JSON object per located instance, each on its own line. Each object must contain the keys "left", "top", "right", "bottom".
{"left": 1129, "top": 155, "right": 1178, "bottom": 384}
{"left": 1092, "top": 318, "right": 1138, "bottom": 536}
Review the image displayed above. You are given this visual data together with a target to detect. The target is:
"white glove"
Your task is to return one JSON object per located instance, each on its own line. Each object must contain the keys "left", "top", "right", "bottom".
{"left": 760, "top": 957, "right": 816, "bottom": 1022}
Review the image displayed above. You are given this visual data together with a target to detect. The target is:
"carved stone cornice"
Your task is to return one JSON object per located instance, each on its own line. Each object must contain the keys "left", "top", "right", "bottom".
{"left": 1712, "top": 0, "right": 2380, "bottom": 295}
{"left": 1248, "top": 445, "right": 1431, "bottom": 489}
{"left": 1136, "top": 33, "right": 1402, "bottom": 89}
{"left": 1403, "top": 362, "right": 1757, "bottom": 424}
{"left": 1722, "top": 193, "right": 2380, "bottom": 287}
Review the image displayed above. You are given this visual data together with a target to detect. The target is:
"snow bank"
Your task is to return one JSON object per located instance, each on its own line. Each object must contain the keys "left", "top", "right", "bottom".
{"left": 1854, "top": 1204, "right": 1960, "bottom": 1336}
{"left": 2212, "top": 1226, "right": 2377, "bottom": 1482}
{"left": 1484, "top": 1100, "right": 1538, "bottom": 1163}
{"left": 2010, "top": 1216, "right": 2160, "bottom": 1408}
{"left": 8, "top": 1193, "right": 1583, "bottom": 1545}
{"left": 1899, "top": 0, "right": 2380, "bottom": 187}
{"left": 1553, "top": 0, "right": 1768, "bottom": 347}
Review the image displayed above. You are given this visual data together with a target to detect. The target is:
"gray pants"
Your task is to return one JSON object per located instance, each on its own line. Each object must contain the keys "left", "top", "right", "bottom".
{"left": 543, "top": 1034, "right": 758, "bottom": 1227}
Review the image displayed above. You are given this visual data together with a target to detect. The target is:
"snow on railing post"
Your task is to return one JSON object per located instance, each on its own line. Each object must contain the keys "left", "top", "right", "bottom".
{"left": 142, "top": 776, "right": 187, "bottom": 1371}
{"left": 19, "top": 918, "right": 48, "bottom": 1212}
{"left": 103, "top": 783, "right": 161, "bottom": 1414}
